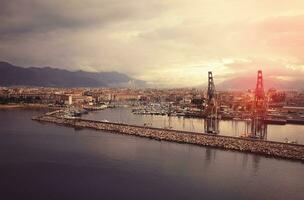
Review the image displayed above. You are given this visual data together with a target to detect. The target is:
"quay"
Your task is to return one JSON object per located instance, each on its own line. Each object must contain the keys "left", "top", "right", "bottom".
{"left": 32, "top": 114, "right": 304, "bottom": 161}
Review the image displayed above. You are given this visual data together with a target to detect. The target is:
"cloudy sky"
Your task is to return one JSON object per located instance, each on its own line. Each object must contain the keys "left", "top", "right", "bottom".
{"left": 1, "top": 0, "right": 304, "bottom": 87}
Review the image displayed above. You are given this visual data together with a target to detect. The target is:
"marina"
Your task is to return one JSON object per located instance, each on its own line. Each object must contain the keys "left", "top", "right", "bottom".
{"left": 131, "top": 104, "right": 304, "bottom": 125}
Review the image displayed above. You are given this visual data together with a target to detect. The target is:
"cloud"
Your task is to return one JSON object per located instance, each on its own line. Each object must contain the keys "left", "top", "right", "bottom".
{"left": 0, "top": 0, "right": 168, "bottom": 36}
{"left": 0, "top": 0, "right": 304, "bottom": 87}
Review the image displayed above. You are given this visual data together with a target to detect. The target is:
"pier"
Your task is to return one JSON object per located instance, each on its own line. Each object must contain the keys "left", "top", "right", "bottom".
{"left": 32, "top": 114, "right": 304, "bottom": 161}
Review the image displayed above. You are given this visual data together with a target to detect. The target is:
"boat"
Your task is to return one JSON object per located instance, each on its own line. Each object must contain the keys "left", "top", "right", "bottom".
{"left": 84, "top": 105, "right": 108, "bottom": 111}
{"left": 284, "top": 137, "right": 298, "bottom": 144}
{"left": 233, "top": 117, "right": 242, "bottom": 121}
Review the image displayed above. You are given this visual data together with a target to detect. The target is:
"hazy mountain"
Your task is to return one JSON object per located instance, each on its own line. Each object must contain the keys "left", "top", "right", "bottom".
{"left": 0, "top": 61, "right": 145, "bottom": 88}
{"left": 216, "top": 76, "right": 304, "bottom": 91}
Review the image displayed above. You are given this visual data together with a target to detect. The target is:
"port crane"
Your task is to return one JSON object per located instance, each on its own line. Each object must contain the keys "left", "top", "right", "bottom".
{"left": 249, "top": 70, "right": 267, "bottom": 139}
{"left": 204, "top": 71, "right": 219, "bottom": 134}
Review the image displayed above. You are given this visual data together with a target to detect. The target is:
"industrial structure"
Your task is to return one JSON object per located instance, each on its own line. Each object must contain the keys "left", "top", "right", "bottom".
{"left": 204, "top": 71, "right": 219, "bottom": 134}
{"left": 202, "top": 70, "right": 268, "bottom": 137}
{"left": 249, "top": 70, "right": 268, "bottom": 139}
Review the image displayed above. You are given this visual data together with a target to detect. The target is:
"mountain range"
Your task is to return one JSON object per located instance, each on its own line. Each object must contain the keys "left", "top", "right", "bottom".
{"left": 0, "top": 61, "right": 145, "bottom": 88}
{"left": 216, "top": 76, "right": 304, "bottom": 91}
{"left": 1, "top": 61, "right": 303, "bottom": 90}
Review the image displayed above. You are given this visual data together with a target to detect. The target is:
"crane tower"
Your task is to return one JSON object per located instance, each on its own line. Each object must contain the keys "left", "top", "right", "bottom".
{"left": 204, "top": 71, "right": 219, "bottom": 134}
{"left": 250, "top": 70, "right": 267, "bottom": 138}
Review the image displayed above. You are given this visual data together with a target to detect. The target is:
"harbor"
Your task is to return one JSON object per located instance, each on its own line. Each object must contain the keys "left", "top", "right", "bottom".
{"left": 82, "top": 107, "right": 304, "bottom": 144}
{"left": 131, "top": 103, "right": 304, "bottom": 125}
{"left": 32, "top": 110, "right": 304, "bottom": 161}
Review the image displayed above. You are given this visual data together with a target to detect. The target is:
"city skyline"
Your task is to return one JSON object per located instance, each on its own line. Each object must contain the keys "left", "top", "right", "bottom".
{"left": 1, "top": 0, "right": 304, "bottom": 87}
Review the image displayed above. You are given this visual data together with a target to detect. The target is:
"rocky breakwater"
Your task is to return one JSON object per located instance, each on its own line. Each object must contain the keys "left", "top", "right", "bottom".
{"left": 32, "top": 115, "right": 304, "bottom": 161}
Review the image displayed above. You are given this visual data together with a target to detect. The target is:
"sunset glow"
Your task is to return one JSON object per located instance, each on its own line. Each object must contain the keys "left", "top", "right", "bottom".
{"left": 1, "top": 0, "right": 304, "bottom": 88}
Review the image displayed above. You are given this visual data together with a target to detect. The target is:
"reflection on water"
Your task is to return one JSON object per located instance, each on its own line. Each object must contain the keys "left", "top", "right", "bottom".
{"left": 204, "top": 148, "right": 216, "bottom": 168}
{"left": 82, "top": 107, "right": 304, "bottom": 144}
{"left": 252, "top": 155, "right": 261, "bottom": 174}
{"left": 204, "top": 117, "right": 219, "bottom": 134}
{"left": 250, "top": 117, "right": 267, "bottom": 140}
{"left": 0, "top": 110, "right": 304, "bottom": 200}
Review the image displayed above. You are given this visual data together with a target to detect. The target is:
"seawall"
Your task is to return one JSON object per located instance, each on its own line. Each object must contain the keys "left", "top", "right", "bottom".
{"left": 32, "top": 115, "right": 304, "bottom": 161}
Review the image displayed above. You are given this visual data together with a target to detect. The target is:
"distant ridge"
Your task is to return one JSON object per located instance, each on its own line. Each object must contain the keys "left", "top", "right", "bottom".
{"left": 0, "top": 61, "right": 145, "bottom": 88}
{"left": 216, "top": 76, "right": 304, "bottom": 91}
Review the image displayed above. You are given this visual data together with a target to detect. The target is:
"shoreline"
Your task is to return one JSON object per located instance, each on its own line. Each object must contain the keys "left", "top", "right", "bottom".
{"left": 32, "top": 114, "right": 304, "bottom": 162}
{"left": 0, "top": 104, "right": 61, "bottom": 110}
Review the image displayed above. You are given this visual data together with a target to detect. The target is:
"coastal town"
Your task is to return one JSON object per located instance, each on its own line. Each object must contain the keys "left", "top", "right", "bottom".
{"left": 1, "top": 69, "right": 304, "bottom": 148}
{"left": 1, "top": 86, "right": 304, "bottom": 125}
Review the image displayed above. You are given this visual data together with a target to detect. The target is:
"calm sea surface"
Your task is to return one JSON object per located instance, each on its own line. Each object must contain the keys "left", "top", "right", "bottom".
{"left": 0, "top": 109, "right": 303, "bottom": 200}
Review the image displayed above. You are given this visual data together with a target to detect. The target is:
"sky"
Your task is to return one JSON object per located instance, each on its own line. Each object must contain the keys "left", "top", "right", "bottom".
{"left": 1, "top": 0, "right": 304, "bottom": 88}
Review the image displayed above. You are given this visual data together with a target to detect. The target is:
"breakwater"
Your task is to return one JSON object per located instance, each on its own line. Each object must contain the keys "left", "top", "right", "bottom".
{"left": 32, "top": 114, "right": 304, "bottom": 161}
